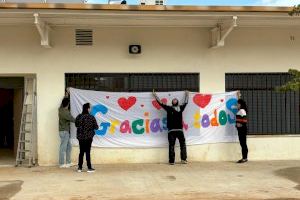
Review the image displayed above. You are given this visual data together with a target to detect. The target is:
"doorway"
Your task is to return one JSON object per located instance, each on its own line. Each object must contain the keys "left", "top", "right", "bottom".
{"left": 0, "top": 77, "right": 24, "bottom": 166}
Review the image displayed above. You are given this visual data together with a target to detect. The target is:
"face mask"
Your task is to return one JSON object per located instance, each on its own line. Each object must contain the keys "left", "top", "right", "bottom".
{"left": 172, "top": 99, "right": 180, "bottom": 112}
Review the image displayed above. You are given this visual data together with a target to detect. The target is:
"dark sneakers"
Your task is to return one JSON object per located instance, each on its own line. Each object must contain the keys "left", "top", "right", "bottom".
{"left": 237, "top": 159, "right": 248, "bottom": 164}
{"left": 87, "top": 168, "right": 96, "bottom": 173}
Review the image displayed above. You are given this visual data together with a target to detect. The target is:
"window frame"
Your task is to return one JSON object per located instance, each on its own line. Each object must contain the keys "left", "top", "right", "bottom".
{"left": 225, "top": 72, "right": 300, "bottom": 135}
{"left": 65, "top": 73, "right": 200, "bottom": 92}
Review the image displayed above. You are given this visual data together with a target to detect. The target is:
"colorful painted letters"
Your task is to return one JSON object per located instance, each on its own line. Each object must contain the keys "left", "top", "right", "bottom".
{"left": 91, "top": 97, "right": 237, "bottom": 136}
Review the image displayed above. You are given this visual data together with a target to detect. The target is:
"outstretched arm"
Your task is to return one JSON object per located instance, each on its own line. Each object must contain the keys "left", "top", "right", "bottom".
{"left": 152, "top": 89, "right": 161, "bottom": 103}
{"left": 65, "top": 87, "right": 70, "bottom": 98}
{"left": 184, "top": 90, "right": 189, "bottom": 104}
{"left": 63, "top": 110, "right": 75, "bottom": 123}
{"left": 181, "top": 90, "right": 189, "bottom": 111}
{"left": 237, "top": 90, "right": 241, "bottom": 99}
{"left": 152, "top": 89, "right": 169, "bottom": 111}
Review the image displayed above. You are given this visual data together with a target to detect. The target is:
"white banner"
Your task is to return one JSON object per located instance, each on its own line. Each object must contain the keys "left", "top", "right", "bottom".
{"left": 70, "top": 88, "right": 239, "bottom": 148}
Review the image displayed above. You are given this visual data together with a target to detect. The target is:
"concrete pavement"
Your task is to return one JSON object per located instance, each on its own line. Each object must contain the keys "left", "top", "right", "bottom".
{"left": 0, "top": 161, "right": 300, "bottom": 200}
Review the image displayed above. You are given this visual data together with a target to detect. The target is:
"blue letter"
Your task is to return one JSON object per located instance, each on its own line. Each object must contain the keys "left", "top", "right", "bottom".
{"left": 91, "top": 104, "right": 110, "bottom": 136}
{"left": 226, "top": 98, "right": 238, "bottom": 124}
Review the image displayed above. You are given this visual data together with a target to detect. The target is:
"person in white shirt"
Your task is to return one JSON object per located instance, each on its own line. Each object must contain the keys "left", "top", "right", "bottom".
{"left": 236, "top": 99, "right": 248, "bottom": 163}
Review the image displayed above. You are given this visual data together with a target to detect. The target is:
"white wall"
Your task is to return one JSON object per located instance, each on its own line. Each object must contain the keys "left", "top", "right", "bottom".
{"left": 139, "top": 0, "right": 166, "bottom": 5}
{"left": 0, "top": 26, "right": 299, "bottom": 165}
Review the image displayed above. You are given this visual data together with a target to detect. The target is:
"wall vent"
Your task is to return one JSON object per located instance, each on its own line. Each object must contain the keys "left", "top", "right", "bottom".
{"left": 75, "top": 29, "right": 93, "bottom": 46}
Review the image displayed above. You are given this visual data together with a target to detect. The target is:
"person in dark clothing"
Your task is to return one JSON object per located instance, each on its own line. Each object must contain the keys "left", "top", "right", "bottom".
{"left": 152, "top": 90, "right": 189, "bottom": 165}
{"left": 236, "top": 98, "right": 248, "bottom": 164}
{"left": 75, "top": 103, "right": 99, "bottom": 173}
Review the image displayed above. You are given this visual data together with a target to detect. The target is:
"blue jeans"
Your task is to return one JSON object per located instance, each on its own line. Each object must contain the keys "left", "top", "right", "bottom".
{"left": 59, "top": 131, "right": 72, "bottom": 165}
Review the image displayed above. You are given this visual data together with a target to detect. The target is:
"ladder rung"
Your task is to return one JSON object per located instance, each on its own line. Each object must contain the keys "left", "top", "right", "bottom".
{"left": 19, "top": 140, "right": 31, "bottom": 143}
{"left": 21, "top": 130, "right": 31, "bottom": 133}
{"left": 16, "top": 77, "right": 36, "bottom": 168}
{"left": 18, "top": 150, "right": 30, "bottom": 153}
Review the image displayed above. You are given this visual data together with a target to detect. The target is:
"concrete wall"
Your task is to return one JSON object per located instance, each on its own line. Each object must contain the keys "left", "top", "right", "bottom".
{"left": 0, "top": 26, "right": 299, "bottom": 165}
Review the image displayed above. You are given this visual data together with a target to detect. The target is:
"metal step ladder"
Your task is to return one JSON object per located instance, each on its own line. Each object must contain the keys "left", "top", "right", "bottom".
{"left": 15, "top": 77, "right": 37, "bottom": 167}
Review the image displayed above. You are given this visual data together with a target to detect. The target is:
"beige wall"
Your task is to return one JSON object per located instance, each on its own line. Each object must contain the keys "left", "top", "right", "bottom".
{"left": 0, "top": 26, "right": 299, "bottom": 165}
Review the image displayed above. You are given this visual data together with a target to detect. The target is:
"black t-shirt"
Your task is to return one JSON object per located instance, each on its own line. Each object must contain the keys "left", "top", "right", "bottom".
{"left": 157, "top": 102, "right": 187, "bottom": 131}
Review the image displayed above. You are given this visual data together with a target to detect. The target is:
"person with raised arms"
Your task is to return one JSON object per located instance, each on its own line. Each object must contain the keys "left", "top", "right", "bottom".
{"left": 58, "top": 97, "right": 75, "bottom": 168}
{"left": 152, "top": 90, "right": 189, "bottom": 165}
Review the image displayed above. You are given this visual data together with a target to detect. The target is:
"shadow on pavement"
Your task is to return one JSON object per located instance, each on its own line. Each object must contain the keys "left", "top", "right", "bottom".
{"left": 0, "top": 180, "right": 23, "bottom": 200}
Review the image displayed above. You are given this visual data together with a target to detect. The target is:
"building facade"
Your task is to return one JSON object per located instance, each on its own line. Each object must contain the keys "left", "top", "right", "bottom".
{"left": 140, "top": 0, "right": 166, "bottom": 5}
{"left": 0, "top": 3, "right": 299, "bottom": 166}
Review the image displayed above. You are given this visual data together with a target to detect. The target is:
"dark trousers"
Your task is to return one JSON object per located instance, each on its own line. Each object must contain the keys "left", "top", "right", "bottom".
{"left": 78, "top": 139, "right": 93, "bottom": 169}
{"left": 238, "top": 127, "right": 248, "bottom": 159}
{"left": 168, "top": 130, "right": 187, "bottom": 163}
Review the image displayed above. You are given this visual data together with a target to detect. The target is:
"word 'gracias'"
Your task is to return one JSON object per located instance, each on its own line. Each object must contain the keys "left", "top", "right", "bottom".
{"left": 91, "top": 98, "right": 238, "bottom": 136}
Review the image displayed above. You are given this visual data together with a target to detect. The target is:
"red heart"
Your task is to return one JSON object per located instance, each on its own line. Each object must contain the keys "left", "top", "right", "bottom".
{"left": 152, "top": 98, "right": 167, "bottom": 110}
{"left": 106, "top": 96, "right": 110, "bottom": 99}
{"left": 193, "top": 94, "right": 212, "bottom": 108}
{"left": 141, "top": 104, "right": 144, "bottom": 107}
{"left": 220, "top": 99, "right": 224, "bottom": 102}
{"left": 182, "top": 121, "right": 188, "bottom": 131}
{"left": 118, "top": 96, "right": 137, "bottom": 111}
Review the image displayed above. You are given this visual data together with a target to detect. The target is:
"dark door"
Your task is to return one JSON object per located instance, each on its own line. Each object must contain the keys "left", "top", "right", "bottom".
{"left": 0, "top": 89, "right": 14, "bottom": 149}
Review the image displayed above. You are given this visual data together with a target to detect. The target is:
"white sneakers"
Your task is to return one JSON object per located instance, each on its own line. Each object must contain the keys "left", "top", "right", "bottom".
{"left": 181, "top": 160, "right": 188, "bottom": 164}
{"left": 59, "top": 163, "right": 75, "bottom": 168}
{"left": 77, "top": 168, "right": 95, "bottom": 173}
{"left": 66, "top": 163, "right": 75, "bottom": 168}
{"left": 87, "top": 168, "right": 95, "bottom": 173}
{"left": 60, "top": 164, "right": 96, "bottom": 173}
{"left": 59, "top": 164, "right": 67, "bottom": 168}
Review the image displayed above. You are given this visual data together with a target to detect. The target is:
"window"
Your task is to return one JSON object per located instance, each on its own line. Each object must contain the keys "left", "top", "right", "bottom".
{"left": 65, "top": 73, "right": 199, "bottom": 92}
{"left": 155, "top": 0, "right": 164, "bottom": 5}
{"left": 226, "top": 73, "right": 300, "bottom": 135}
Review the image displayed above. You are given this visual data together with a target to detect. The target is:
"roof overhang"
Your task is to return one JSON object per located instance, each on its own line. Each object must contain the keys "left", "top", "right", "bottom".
{"left": 0, "top": 3, "right": 298, "bottom": 27}
{"left": 0, "top": 3, "right": 299, "bottom": 48}
{"left": 0, "top": 3, "right": 294, "bottom": 12}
